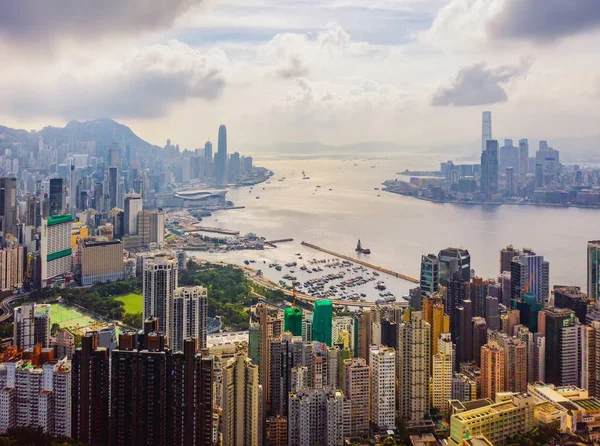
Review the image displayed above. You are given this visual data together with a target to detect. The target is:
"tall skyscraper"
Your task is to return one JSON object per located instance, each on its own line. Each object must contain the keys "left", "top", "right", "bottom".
{"left": 544, "top": 307, "right": 579, "bottom": 386}
{"left": 216, "top": 125, "right": 228, "bottom": 185}
{"left": 481, "top": 139, "right": 499, "bottom": 199}
{"left": 123, "top": 194, "right": 142, "bottom": 236}
{"left": 313, "top": 300, "right": 333, "bottom": 346}
{"left": 481, "top": 111, "right": 492, "bottom": 152}
{"left": 108, "top": 166, "right": 119, "bottom": 210}
{"left": 47, "top": 177, "right": 66, "bottom": 217}
{"left": 588, "top": 241, "right": 600, "bottom": 301}
{"left": 204, "top": 140, "right": 213, "bottom": 165}
{"left": 0, "top": 177, "right": 17, "bottom": 237}
{"left": 143, "top": 254, "right": 178, "bottom": 343}
{"left": 518, "top": 139, "right": 529, "bottom": 182}
{"left": 269, "top": 333, "right": 304, "bottom": 416}
{"left": 480, "top": 341, "right": 505, "bottom": 399}
{"left": 72, "top": 332, "right": 110, "bottom": 445}
{"left": 370, "top": 346, "right": 396, "bottom": 431}
{"left": 510, "top": 253, "right": 550, "bottom": 304}
{"left": 344, "top": 358, "right": 370, "bottom": 436}
{"left": 172, "top": 286, "right": 208, "bottom": 352}
{"left": 500, "top": 245, "right": 519, "bottom": 274}
{"left": 505, "top": 166, "right": 515, "bottom": 196}
{"left": 420, "top": 254, "right": 439, "bottom": 297}
{"left": 438, "top": 248, "right": 471, "bottom": 284}
{"left": 397, "top": 311, "right": 431, "bottom": 425}
{"left": 432, "top": 333, "right": 454, "bottom": 410}
{"left": 13, "top": 303, "right": 51, "bottom": 349}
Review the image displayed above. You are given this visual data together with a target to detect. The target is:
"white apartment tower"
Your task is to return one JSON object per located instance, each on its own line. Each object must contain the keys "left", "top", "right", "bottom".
{"left": 13, "top": 304, "right": 51, "bottom": 350}
{"left": 172, "top": 286, "right": 208, "bottom": 352}
{"left": 432, "top": 332, "right": 454, "bottom": 410}
{"left": 344, "top": 358, "right": 371, "bottom": 436}
{"left": 143, "top": 254, "right": 178, "bottom": 341}
{"left": 370, "top": 346, "right": 396, "bottom": 431}
{"left": 397, "top": 310, "right": 431, "bottom": 425}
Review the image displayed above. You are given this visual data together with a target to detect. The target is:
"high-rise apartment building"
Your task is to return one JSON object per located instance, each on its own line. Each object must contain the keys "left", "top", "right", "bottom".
{"left": 172, "top": 286, "right": 208, "bottom": 352}
{"left": 481, "top": 111, "right": 492, "bottom": 152}
{"left": 480, "top": 341, "right": 505, "bottom": 400}
{"left": 588, "top": 241, "right": 600, "bottom": 301}
{"left": 269, "top": 333, "right": 304, "bottom": 416}
{"left": 41, "top": 214, "right": 73, "bottom": 288}
{"left": 143, "top": 254, "right": 178, "bottom": 343}
{"left": 481, "top": 140, "right": 499, "bottom": 199}
{"left": 544, "top": 307, "right": 580, "bottom": 386}
{"left": 0, "top": 177, "right": 17, "bottom": 237}
{"left": 215, "top": 125, "right": 228, "bottom": 185}
{"left": 397, "top": 310, "right": 431, "bottom": 425}
{"left": 123, "top": 194, "right": 142, "bottom": 235}
{"left": 313, "top": 299, "right": 333, "bottom": 346}
{"left": 13, "top": 303, "right": 50, "bottom": 349}
{"left": 370, "top": 346, "right": 396, "bottom": 431}
{"left": 0, "top": 242, "right": 24, "bottom": 291}
{"left": 420, "top": 254, "right": 439, "bottom": 297}
{"left": 343, "top": 358, "right": 370, "bottom": 436}
{"left": 72, "top": 332, "right": 110, "bottom": 445}
{"left": 432, "top": 333, "right": 454, "bottom": 410}
{"left": 422, "top": 295, "right": 449, "bottom": 362}
{"left": 221, "top": 350, "right": 262, "bottom": 446}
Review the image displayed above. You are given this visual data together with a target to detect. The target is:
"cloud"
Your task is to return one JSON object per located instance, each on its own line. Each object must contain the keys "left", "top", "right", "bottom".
{"left": 276, "top": 56, "right": 311, "bottom": 79}
{"left": 0, "top": 40, "right": 227, "bottom": 120}
{"left": 489, "top": 0, "right": 600, "bottom": 42}
{"left": 0, "top": 0, "right": 202, "bottom": 45}
{"left": 431, "top": 60, "right": 531, "bottom": 107}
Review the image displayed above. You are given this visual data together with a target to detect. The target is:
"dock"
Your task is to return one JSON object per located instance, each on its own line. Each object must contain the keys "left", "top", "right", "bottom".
{"left": 186, "top": 226, "right": 240, "bottom": 235}
{"left": 300, "top": 241, "right": 419, "bottom": 283}
{"left": 265, "top": 238, "right": 294, "bottom": 247}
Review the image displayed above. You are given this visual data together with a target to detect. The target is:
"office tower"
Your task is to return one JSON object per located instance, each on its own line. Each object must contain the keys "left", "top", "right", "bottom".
{"left": 535, "top": 162, "right": 544, "bottom": 188}
{"left": 172, "top": 286, "right": 208, "bottom": 352}
{"left": 505, "top": 167, "right": 515, "bottom": 196}
{"left": 343, "top": 358, "right": 370, "bottom": 436}
{"left": 0, "top": 177, "right": 17, "bottom": 237}
{"left": 480, "top": 341, "right": 505, "bottom": 399}
{"left": 124, "top": 194, "right": 142, "bottom": 235}
{"left": 41, "top": 214, "right": 73, "bottom": 288}
{"left": 228, "top": 152, "right": 241, "bottom": 181}
{"left": 469, "top": 276, "right": 491, "bottom": 318}
{"left": 0, "top": 355, "right": 72, "bottom": 437}
{"left": 439, "top": 248, "right": 471, "bottom": 284}
{"left": 0, "top": 242, "right": 24, "bottom": 291}
{"left": 72, "top": 332, "right": 110, "bottom": 445}
{"left": 221, "top": 350, "right": 262, "bottom": 446}
{"left": 432, "top": 333, "right": 454, "bottom": 410}
{"left": 370, "top": 346, "right": 396, "bottom": 430}
{"left": 420, "top": 254, "right": 439, "bottom": 297}
{"left": 108, "top": 166, "right": 119, "bottom": 210}
{"left": 216, "top": 125, "right": 228, "bottom": 185}
{"left": 136, "top": 209, "right": 166, "bottom": 246}
{"left": 143, "top": 254, "right": 178, "bottom": 343}
{"left": 481, "top": 140, "right": 499, "bottom": 199}
{"left": 485, "top": 296, "right": 500, "bottom": 330}
{"left": 313, "top": 299, "right": 333, "bottom": 346}
{"left": 457, "top": 300, "right": 473, "bottom": 365}
{"left": 449, "top": 394, "right": 536, "bottom": 446}
{"left": 269, "top": 333, "right": 304, "bottom": 416}
{"left": 553, "top": 286, "right": 591, "bottom": 324}
{"left": 518, "top": 139, "right": 529, "bottom": 182}
{"left": 471, "top": 317, "right": 487, "bottom": 367}
{"left": 109, "top": 144, "right": 121, "bottom": 168}
{"left": 447, "top": 272, "right": 467, "bottom": 343}
{"left": 510, "top": 253, "right": 550, "bottom": 304}
{"left": 25, "top": 194, "right": 41, "bottom": 228}
{"left": 422, "top": 296, "right": 449, "bottom": 363}
{"left": 500, "top": 245, "right": 519, "bottom": 274}
{"left": 588, "top": 241, "right": 600, "bottom": 301}
{"left": 47, "top": 177, "right": 66, "bottom": 216}
{"left": 481, "top": 111, "right": 492, "bottom": 151}
{"left": 544, "top": 307, "right": 579, "bottom": 386}
{"left": 355, "top": 310, "right": 372, "bottom": 363}
{"left": 288, "top": 387, "right": 345, "bottom": 446}
{"left": 204, "top": 140, "right": 213, "bottom": 166}
{"left": 76, "top": 238, "right": 124, "bottom": 285}
{"left": 284, "top": 306, "right": 303, "bottom": 337}
{"left": 13, "top": 303, "right": 50, "bottom": 349}
{"left": 50, "top": 329, "right": 75, "bottom": 359}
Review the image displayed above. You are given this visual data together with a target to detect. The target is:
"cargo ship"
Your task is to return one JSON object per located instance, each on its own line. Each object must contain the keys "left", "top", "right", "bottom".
{"left": 355, "top": 239, "right": 371, "bottom": 254}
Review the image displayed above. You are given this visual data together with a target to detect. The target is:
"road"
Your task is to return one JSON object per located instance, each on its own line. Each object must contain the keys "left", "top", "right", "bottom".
{"left": 0, "top": 294, "right": 25, "bottom": 323}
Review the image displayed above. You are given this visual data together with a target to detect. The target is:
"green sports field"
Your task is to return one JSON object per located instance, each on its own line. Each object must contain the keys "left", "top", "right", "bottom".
{"left": 115, "top": 293, "right": 143, "bottom": 314}
{"left": 50, "top": 303, "right": 101, "bottom": 333}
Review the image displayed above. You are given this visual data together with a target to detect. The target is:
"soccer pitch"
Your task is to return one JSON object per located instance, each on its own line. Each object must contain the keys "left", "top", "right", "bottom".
{"left": 115, "top": 293, "right": 143, "bottom": 314}
{"left": 50, "top": 303, "right": 100, "bottom": 333}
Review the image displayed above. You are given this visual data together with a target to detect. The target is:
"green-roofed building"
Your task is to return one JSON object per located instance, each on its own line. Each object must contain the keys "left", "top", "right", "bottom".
{"left": 313, "top": 300, "right": 333, "bottom": 346}
{"left": 284, "top": 306, "right": 303, "bottom": 337}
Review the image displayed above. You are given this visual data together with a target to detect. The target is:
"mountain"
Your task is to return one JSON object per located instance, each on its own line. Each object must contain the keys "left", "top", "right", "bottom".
{"left": 0, "top": 118, "right": 155, "bottom": 151}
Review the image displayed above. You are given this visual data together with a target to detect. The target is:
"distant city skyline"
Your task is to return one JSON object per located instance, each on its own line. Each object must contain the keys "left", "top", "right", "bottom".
{"left": 0, "top": 1, "right": 599, "bottom": 150}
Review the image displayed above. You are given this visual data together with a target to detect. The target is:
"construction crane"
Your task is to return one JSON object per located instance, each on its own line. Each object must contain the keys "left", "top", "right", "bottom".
{"left": 292, "top": 282, "right": 297, "bottom": 307}
{"left": 524, "top": 271, "right": 536, "bottom": 294}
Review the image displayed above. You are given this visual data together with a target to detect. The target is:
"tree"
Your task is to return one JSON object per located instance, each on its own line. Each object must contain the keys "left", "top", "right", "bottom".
{"left": 122, "top": 313, "right": 143, "bottom": 329}
{"left": 51, "top": 323, "right": 61, "bottom": 335}
{"left": 0, "top": 322, "right": 13, "bottom": 339}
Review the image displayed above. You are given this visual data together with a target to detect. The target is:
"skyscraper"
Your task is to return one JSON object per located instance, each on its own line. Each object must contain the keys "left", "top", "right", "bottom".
{"left": 432, "top": 333, "right": 453, "bottom": 410}
{"left": 171, "top": 286, "right": 208, "bottom": 352}
{"left": 510, "top": 253, "right": 550, "bottom": 304}
{"left": 370, "top": 346, "right": 396, "bottom": 431}
{"left": 143, "top": 254, "right": 178, "bottom": 343}
{"left": 544, "top": 307, "right": 579, "bottom": 386}
{"left": 0, "top": 177, "right": 17, "bottom": 237}
{"left": 204, "top": 140, "right": 213, "bottom": 165}
{"left": 269, "top": 333, "right": 304, "bottom": 416}
{"left": 518, "top": 139, "right": 529, "bottom": 182}
{"left": 313, "top": 299, "right": 333, "bottom": 346}
{"left": 481, "top": 111, "right": 492, "bottom": 151}
{"left": 481, "top": 139, "right": 499, "bottom": 199}
{"left": 216, "top": 125, "right": 228, "bottom": 185}
{"left": 288, "top": 388, "right": 345, "bottom": 446}
{"left": 108, "top": 166, "right": 119, "bottom": 210}
{"left": 344, "top": 358, "right": 370, "bottom": 436}
{"left": 284, "top": 306, "right": 303, "bottom": 337}
{"left": 123, "top": 194, "right": 142, "bottom": 236}
{"left": 438, "top": 248, "right": 471, "bottom": 284}
{"left": 397, "top": 311, "right": 431, "bottom": 425}
{"left": 588, "top": 241, "right": 600, "bottom": 301}
{"left": 47, "top": 177, "right": 66, "bottom": 216}
{"left": 480, "top": 341, "right": 505, "bottom": 399}
{"left": 420, "top": 254, "right": 439, "bottom": 297}
{"left": 72, "top": 332, "right": 110, "bottom": 445}
{"left": 13, "top": 303, "right": 51, "bottom": 349}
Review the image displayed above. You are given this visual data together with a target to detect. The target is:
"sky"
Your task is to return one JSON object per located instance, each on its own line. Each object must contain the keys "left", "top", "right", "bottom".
{"left": 0, "top": 0, "right": 599, "bottom": 151}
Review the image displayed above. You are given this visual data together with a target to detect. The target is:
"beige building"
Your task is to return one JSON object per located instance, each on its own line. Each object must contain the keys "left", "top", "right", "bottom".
{"left": 480, "top": 341, "right": 505, "bottom": 400}
{"left": 432, "top": 333, "right": 454, "bottom": 410}
{"left": 0, "top": 242, "right": 24, "bottom": 291}
{"left": 76, "top": 237, "right": 124, "bottom": 285}
{"left": 344, "top": 357, "right": 371, "bottom": 436}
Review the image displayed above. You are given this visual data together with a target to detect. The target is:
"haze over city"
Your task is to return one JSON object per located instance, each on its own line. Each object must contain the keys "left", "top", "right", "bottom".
{"left": 1, "top": 0, "right": 600, "bottom": 152}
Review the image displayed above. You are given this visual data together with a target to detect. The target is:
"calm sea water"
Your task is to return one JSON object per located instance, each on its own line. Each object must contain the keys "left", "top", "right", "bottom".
{"left": 190, "top": 153, "right": 600, "bottom": 301}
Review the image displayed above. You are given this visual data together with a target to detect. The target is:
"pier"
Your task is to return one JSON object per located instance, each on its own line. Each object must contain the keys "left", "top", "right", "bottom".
{"left": 300, "top": 241, "right": 419, "bottom": 283}
{"left": 265, "top": 238, "right": 294, "bottom": 247}
{"left": 186, "top": 226, "right": 240, "bottom": 235}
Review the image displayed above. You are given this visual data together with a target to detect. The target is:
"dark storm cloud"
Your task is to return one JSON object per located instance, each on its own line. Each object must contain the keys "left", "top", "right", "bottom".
{"left": 432, "top": 61, "right": 531, "bottom": 107}
{"left": 1, "top": 42, "right": 226, "bottom": 120}
{"left": 0, "top": 0, "right": 202, "bottom": 44}
{"left": 489, "top": 0, "right": 600, "bottom": 42}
